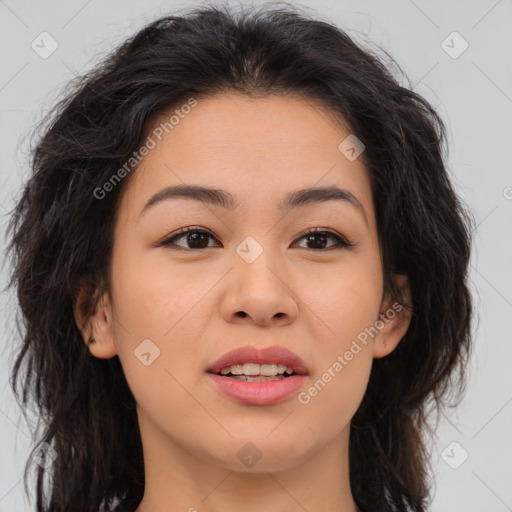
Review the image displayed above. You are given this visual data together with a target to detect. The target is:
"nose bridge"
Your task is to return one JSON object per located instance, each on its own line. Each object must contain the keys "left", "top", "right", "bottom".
{"left": 221, "top": 233, "right": 299, "bottom": 325}
{"left": 234, "top": 234, "right": 285, "bottom": 292}
{"left": 235, "top": 234, "right": 269, "bottom": 266}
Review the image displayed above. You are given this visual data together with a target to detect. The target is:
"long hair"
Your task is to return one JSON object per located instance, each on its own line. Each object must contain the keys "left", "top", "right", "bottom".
{"left": 5, "top": 3, "right": 474, "bottom": 511}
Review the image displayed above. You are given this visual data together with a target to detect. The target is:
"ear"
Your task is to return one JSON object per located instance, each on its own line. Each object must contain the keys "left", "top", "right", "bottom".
{"left": 73, "top": 277, "right": 118, "bottom": 359}
{"left": 373, "top": 274, "right": 412, "bottom": 359}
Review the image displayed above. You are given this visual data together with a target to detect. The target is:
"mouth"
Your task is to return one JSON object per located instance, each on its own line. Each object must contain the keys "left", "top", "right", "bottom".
{"left": 205, "top": 345, "right": 309, "bottom": 405}
{"left": 206, "top": 344, "right": 309, "bottom": 377}
{"left": 214, "top": 362, "right": 296, "bottom": 381}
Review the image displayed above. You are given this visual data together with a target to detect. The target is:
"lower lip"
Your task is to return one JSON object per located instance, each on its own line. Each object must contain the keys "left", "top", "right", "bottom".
{"left": 206, "top": 373, "right": 308, "bottom": 405}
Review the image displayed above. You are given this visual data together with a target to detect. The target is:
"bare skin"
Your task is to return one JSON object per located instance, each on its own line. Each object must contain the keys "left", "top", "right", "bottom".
{"left": 75, "top": 91, "right": 411, "bottom": 512}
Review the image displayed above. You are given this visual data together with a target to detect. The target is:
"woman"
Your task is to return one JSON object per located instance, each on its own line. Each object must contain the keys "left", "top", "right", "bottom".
{"left": 6, "top": 3, "right": 474, "bottom": 512}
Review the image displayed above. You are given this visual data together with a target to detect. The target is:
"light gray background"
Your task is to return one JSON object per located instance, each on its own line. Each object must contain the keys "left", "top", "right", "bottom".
{"left": 1, "top": 1, "right": 511, "bottom": 511}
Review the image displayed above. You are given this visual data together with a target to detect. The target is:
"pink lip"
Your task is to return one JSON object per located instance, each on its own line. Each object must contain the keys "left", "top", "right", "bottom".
{"left": 205, "top": 345, "right": 309, "bottom": 406}
{"left": 206, "top": 373, "right": 307, "bottom": 405}
{"left": 206, "top": 345, "right": 309, "bottom": 376}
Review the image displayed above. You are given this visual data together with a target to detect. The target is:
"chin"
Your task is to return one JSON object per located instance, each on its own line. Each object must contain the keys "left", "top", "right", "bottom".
{"left": 203, "top": 438, "right": 311, "bottom": 473}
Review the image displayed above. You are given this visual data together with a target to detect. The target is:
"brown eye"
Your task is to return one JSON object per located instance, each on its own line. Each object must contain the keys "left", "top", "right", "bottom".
{"left": 293, "top": 229, "right": 353, "bottom": 250}
{"left": 158, "top": 226, "right": 353, "bottom": 251}
{"left": 159, "top": 227, "right": 220, "bottom": 250}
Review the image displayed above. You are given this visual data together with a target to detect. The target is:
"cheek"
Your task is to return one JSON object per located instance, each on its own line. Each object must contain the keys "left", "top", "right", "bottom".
{"left": 108, "top": 252, "right": 216, "bottom": 420}
{"left": 297, "top": 276, "right": 378, "bottom": 429}
{"left": 110, "top": 238, "right": 212, "bottom": 334}
{"left": 109, "top": 243, "right": 238, "bottom": 394}
{"left": 298, "top": 254, "right": 383, "bottom": 347}
{"left": 296, "top": 256, "right": 381, "bottom": 409}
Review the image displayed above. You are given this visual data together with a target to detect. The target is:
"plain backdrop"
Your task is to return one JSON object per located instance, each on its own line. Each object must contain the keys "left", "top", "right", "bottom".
{"left": 1, "top": 1, "right": 511, "bottom": 511}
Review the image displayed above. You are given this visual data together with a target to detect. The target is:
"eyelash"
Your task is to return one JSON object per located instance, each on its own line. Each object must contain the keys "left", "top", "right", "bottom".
{"left": 158, "top": 226, "right": 355, "bottom": 251}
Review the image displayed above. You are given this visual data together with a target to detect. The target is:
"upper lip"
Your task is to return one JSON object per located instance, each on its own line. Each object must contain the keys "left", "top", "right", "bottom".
{"left": 207, "top": 345, "right": 309, "bottom": 375}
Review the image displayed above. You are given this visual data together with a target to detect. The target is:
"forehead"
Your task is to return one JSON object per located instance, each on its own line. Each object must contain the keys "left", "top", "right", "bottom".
{"left": 118, "top": 92, "right": 374, "bottom": 223}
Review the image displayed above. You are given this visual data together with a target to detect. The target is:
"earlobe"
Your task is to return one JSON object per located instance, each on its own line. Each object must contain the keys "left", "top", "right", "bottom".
{"left": 73, "top": 279, "right": 118, "bottom": 359}
{"left": 373, "top": 274, "right": 412, "bottom": 359}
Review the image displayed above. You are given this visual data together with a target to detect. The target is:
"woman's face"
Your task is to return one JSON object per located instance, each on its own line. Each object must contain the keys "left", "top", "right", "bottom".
{"left": 80, "top": 91, "right": 410, "bottom": 473}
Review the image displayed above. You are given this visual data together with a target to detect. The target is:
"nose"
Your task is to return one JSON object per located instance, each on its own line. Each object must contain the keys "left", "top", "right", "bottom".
{"left": 219, "top": 246, "right": 299, "bottom": 327}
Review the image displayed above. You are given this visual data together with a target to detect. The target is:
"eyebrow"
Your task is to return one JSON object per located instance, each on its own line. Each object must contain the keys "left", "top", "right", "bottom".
{"left": 139, "top": 184, "right": 368, "bottom": 226}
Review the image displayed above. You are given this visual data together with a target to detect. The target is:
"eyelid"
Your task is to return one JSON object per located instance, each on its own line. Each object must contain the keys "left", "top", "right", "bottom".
{"left": 294, "top": 226, "right": 354, "bottom": 246}
{"left": 158, "top": 226, "right": 355, "bottom": 249}
{"left": 157, "top": 226, "right": 219, "bottom": 248}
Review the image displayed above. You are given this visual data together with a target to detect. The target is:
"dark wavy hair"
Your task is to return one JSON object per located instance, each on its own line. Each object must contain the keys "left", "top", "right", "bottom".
{"left": 5, "top": 3, "right": 475, "bottom": 512}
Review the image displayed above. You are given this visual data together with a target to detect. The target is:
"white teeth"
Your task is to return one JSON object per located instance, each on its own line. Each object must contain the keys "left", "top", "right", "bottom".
{"left": 228, "top": 364, "right": 244, "bottom": 375}
{"left": 219, "top": 363, "right": 295, "bottom": 376}
{"left": 260, "top": 363, "right": 278, "bottom": 375}
{"left": 243, "top": 363, "right": 261, "bottom": 376}
{"left": 230, "top": 375, "right": 284, "bottom": 382}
